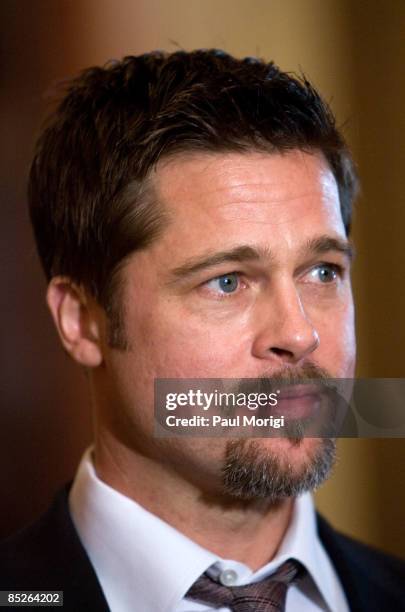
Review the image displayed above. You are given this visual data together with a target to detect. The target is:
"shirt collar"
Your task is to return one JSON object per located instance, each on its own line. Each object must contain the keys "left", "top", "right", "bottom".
{"left": 69, "top": 447, "right": 339, "bottom": 612}
{"left": 267, "top": 489, "right": 342, "bottom": 610}
{"left": 205, "top": 489, "right": 339, "bottom": 611}
{"left": 69, "top": 447, "right": 218, "bottom": 612}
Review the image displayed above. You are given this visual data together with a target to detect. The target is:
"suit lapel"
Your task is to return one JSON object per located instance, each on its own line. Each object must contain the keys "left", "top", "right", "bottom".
{"left": 0, "top": 485, "right": 110, "bottom": 612}
{"left": 317, "top": 513, "right": 405, "bottom": 612}
{"left": 43, "top": 485, "right": 111, "bottom": 611}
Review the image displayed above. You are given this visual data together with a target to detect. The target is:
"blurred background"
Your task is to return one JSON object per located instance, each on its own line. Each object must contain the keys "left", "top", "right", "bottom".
{"left": 1, "top": 0, "right": 404, "bottom": 556}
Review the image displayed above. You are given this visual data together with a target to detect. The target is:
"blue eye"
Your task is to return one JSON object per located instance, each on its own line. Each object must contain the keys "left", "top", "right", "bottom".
{"left": 311, "top": 265, "right": 339, "bottom": 283}
{"left": 207, "top": 273, "right": 240, "bottom": 294}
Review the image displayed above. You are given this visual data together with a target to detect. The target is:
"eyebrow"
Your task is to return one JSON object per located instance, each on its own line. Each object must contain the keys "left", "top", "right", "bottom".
{"left": 167, "top": 245, "right": 268, "bottom": 283}
{"left": 302, "top": 236, "right": 354, "bottom": 260}
{"left": 167, "top": 235, "right": 353, "bottom": 284}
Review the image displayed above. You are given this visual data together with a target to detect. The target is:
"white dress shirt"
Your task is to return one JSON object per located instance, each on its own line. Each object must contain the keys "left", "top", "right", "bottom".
{"left": 69, "top": 447, "right": 349, "bottom": 612}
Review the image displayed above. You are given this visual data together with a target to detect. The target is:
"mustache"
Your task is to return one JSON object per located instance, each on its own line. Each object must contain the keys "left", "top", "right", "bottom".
{"left": 228, "top": 362, "right": 332, "bottom": 396}
{"left": 224, "top": 363, "right": 343, "bottom": 439}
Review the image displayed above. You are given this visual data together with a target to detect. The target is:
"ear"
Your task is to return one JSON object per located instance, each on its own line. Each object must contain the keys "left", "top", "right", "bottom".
{"left": 46, "top": 277, "right": 104, "bottom": 367}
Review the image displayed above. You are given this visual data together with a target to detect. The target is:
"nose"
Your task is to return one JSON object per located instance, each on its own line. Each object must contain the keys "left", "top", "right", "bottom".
{"left": 251, "top": 280, "right": 320, "bottom": 365}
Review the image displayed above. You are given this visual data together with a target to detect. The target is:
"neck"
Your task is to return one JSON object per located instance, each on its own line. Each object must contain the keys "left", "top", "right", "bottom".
{"left": 93, "top": 432, "right": 294, "bottom": 571}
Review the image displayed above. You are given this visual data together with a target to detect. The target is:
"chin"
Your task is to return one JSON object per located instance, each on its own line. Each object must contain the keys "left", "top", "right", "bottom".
{"left": 221, "top": 436, "right": 336, "bottom": 502}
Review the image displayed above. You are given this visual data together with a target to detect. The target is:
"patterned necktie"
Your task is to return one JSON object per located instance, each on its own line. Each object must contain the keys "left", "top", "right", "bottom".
{"left": 185, "top": 558, "right": 306, "bottom": 612}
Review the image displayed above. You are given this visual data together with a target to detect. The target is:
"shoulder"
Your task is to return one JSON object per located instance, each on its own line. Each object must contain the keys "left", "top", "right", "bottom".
{"left": 0, "top": 486, "right": 77, "bottom": 585}
{"left": 317, "top": 512, "right": 405, "bottom": 611}
{"left": 317, "top": 512, "right": 405, "bottom": 576}
{"left": 0, "top": 486, "right": 109, "bottom": 611}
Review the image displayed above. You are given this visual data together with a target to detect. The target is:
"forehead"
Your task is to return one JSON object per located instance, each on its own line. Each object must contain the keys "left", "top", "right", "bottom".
{"left": 155, "top": 149, "right": 342, "bottom": 223}
{"left": 149, "top": 150, "right": 346, "bottom": 259}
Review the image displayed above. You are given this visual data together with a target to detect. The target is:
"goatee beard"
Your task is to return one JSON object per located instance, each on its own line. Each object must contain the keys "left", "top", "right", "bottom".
{"left": 221, "top": 437, "right": 336, "bottom": 502}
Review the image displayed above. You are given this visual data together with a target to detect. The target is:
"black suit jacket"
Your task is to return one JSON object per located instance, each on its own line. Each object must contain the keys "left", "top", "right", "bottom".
{"left": 0, "top": 486, "right": 404, "bottom": 612}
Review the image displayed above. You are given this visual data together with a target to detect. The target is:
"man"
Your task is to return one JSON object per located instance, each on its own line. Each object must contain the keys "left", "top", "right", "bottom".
{"left": 1, "top": 49, "right": 404, "bottom": 611}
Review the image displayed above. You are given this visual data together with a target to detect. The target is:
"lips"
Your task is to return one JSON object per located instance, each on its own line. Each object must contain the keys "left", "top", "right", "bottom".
{"left": 273, "top": 384, "right": 322, "bottom": 419}
{"left": 276, "top": 384, "right": 321, "bottom": 399}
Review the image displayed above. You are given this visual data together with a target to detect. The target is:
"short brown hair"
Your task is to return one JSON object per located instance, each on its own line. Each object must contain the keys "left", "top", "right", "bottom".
{"left": 29, "top": 49, "right": 358, "bottom": 344}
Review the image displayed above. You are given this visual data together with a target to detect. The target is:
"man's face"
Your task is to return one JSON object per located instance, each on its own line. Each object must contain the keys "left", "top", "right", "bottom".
{"left": 98, "top": 150, "right": 356, "bottom": 499}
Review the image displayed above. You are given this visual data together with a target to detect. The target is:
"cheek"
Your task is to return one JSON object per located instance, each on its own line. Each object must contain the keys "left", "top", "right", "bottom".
{"left": 317, "top": 300, "right": 356, "bottom": 377}
{"left": 141, "top": 299, "right": 254, "bottom": 378}
{"left": 156, "top": 325, "right": 242, "bottom": 377}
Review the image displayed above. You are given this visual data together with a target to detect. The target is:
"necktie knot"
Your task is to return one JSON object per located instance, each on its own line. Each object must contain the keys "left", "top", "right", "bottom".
{"left": 186, "top": 558, "right": 306, "bottom": 612}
